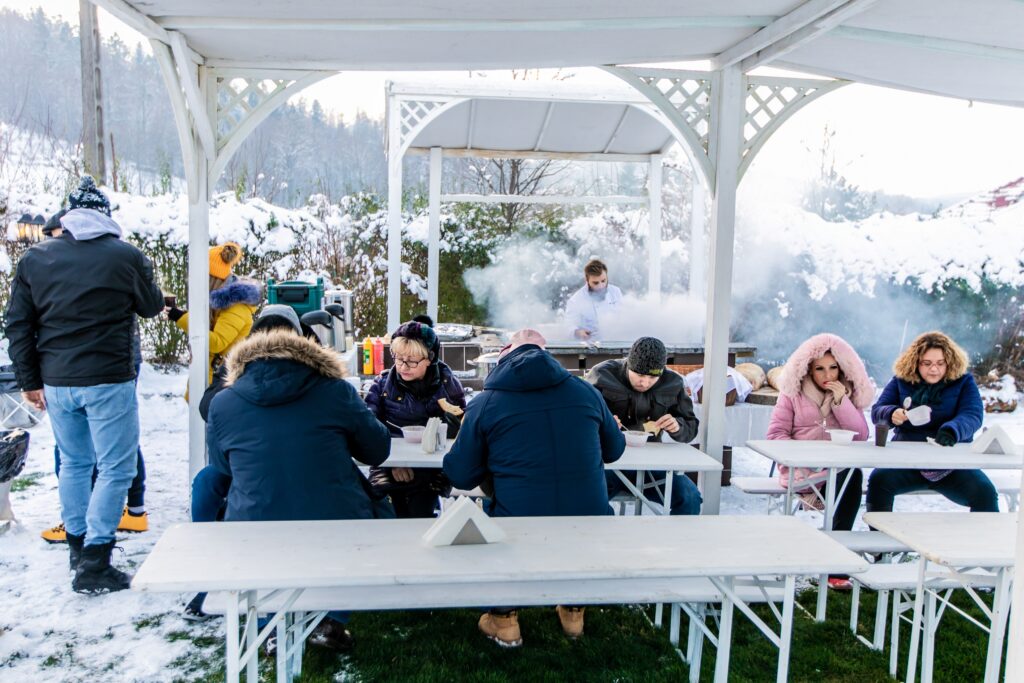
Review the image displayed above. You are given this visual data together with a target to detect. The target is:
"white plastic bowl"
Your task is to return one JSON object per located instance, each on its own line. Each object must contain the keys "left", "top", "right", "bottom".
{"left": 624, "top": 430, "right": 649, "bottom": 447}
{"left": 827, "top": 429, "right": 855, "bottom": 445}
{"left": 401, "top": 425, "right": 425, "bottom": 443}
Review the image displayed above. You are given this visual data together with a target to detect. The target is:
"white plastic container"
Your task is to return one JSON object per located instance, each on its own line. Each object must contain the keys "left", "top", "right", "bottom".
{"left": 827, "top": 429, "right": 855, "bottom": 445}
{"left": 624, "top": 431, "right": 649, "bottom": 447}
{"left": 402, "top": 425, "right": 425, "bottom": 443}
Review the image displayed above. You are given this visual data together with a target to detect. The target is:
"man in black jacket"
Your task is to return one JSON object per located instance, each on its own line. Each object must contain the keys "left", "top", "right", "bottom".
{"left": 586, "top": 336, "right": 703, "bottom": 515}
{"left": 4, "top": 176, "right": 164, "bottom": 593}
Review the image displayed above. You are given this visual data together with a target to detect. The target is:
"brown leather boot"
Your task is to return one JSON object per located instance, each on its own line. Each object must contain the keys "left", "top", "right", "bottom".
{"left": 556, "top": 605, "right": 585, "bottom": 639}
{"left": 478, "top": 610, "right": 522, "bottom": 648}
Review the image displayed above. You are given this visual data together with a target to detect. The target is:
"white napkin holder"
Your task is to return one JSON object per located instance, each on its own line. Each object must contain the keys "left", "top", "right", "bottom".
{"left": 422, "top": 495, "right": 506, "bottom": 547}
{"left": 971, "top": 425, "right": 1024, "bottom": 456}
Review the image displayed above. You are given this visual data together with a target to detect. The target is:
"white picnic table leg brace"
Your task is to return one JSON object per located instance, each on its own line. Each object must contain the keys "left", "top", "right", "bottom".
{"left": 906, "top": 558, "right": 928, "bottom": 683}
{"left": 706, "top": 575, "right": 797, "bottom": 683}
{"left": 613, "top": 469, "right": 670, "bottom": 516}
{"left": 984, "top": 567, "right": 1013, "bottom": 683}
{"left": 814, "top": 466, "right": 841, "bottom": 621}
{"left": 225, "top": 591, "right": 241, "bottom": 683}
{"left": 712, "top": 576, "right": 735, "bottom": 683}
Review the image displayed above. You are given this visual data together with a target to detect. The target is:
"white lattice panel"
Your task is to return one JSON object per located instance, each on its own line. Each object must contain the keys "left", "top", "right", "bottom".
{"left": 741, "top": 78, "right": 843, "bottom": 169}
{"left": 638, "top": 75, "right": 712, "bottom": 154}
{"left": 217, "top": 77, "right": 292, "bottom": 143}
{"left": 398, "top": 99, "right": 449, "bottom": 148}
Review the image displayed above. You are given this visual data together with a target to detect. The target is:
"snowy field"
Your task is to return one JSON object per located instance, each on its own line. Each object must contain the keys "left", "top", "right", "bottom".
{"left": 0, "top": 364, "right": 1021, "bottom": 681}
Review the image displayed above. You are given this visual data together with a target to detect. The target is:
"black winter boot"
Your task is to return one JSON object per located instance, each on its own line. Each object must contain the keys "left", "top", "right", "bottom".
{"left": 72, "top": 541, "right": 131, "bottom": 594}
{"left": 66, "top": 532, "right": 85, "bottom": 572}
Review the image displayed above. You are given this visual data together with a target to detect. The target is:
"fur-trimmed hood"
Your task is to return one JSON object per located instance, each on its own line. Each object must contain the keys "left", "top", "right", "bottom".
{"left": 224, "top": 330, "right": 346, "bottom": 406}
{"left": 210, "top": 277, "right": 263, "bottom": 310}
{"left": 777, "top": 333, "right": 875, "bottom": 410}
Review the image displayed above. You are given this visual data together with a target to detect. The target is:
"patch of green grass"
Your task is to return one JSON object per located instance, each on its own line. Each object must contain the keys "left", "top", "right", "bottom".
{"left": 10, "top": 471, "right": 43, "bottom": 492}
{"left": 134, "top": 614, "right": 166, "bottom": 631}
{"left": 162, "top": 588, "right": 1005, "bottom": 682}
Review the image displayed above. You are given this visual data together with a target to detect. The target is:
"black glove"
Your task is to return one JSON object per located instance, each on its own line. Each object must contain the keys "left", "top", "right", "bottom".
{"left": 935, "top": 427, "right": 957, "bottom": 447}
{"left": 166, "top": 306, "right": 185, "bottom": 322}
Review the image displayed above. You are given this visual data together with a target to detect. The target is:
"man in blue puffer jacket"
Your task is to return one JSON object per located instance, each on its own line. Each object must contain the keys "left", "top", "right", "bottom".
{"left": 443, "top": 328, "right": 625, "bottom": 648}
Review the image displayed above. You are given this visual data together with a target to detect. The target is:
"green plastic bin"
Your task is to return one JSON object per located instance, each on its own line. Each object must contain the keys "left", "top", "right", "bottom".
{"left": 266, "top": 277, "right": 324, "bottom": 317}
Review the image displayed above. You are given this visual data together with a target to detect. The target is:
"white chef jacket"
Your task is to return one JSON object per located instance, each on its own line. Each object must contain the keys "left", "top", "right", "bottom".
{"left": 564, "top": 283, "right": 623, "bottom": 341}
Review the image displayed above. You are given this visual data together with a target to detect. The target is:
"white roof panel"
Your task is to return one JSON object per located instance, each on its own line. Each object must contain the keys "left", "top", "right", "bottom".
{"left": 393, "top": 82, "right": 683, "bottom": 156}
{"left": 105, "top": 1, "right": 1024, "bottom": 107}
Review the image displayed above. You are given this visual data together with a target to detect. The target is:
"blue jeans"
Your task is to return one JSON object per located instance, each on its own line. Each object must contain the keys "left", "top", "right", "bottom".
{"left": 45, "top": 381, "right": 140, "bottom": 545}
{"left": 866, "top": 468, "right": 999, "bottom": 513}
{"left": 52, "top": 364, "right": 146, "bottom": 509}
{"left": 191, "top": 466, "right": 232, "bottom": 522}
{"left": 54, "top": 445, "right": 145, "bottom": 509}
{"left": 606, "top": 470, "right": 703, "bottom": 515}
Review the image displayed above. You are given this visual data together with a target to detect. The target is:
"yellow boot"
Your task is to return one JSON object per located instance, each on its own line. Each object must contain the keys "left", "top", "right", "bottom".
{"left": 41, "top": 522, "right": 67, "bottom": 543}
{"left": 117, "top": 507, "right": 148, "bottom": 533}
{"left": 556, "top": 606, "right": 585, "bottom": 639}
{"left": 478, "top": 611, "right": 522, "bottom": 648}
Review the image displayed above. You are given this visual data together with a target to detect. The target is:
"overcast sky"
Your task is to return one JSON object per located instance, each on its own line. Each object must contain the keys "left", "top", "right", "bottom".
{"left": 6, "top": 0, "right": 1023, "bottom": 197}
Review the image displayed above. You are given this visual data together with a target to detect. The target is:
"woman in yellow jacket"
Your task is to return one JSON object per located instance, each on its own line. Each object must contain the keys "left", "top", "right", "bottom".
{"left": 166, "top": 243, "right": 262, "bottom": 389}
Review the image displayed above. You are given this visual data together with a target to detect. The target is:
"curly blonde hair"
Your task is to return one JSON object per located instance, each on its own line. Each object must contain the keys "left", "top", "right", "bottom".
{"left": 892, "top": 331, "right": 969, "bottom": 383}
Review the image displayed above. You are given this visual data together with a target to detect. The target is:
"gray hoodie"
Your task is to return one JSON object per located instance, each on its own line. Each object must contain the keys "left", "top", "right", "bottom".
{"left": 60, "top": 208, "right": 122, "bottom": 241}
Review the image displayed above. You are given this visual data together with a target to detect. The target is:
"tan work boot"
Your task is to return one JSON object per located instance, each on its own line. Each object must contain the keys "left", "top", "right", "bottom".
{"left": 478, "top": 611, "right": 522, "bottom": 648}
{"left": 41, "top": 522, "right": 68, "bottom": 543}
{"left": 556, "top": 605, "right": 585, "bottom": 639}
{"left": 117, "top": 508, "right": 148, "bottom": 533}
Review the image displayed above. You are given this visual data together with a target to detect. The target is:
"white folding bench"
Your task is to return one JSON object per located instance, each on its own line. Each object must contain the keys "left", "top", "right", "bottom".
{"left": 204, "top": 576, "right": 785, "bottom": 683}
{"left": 847, "top": 562, "right": 997, "bottom": 679}
{"left": 733, "top": 471, "right": 1020, "bottom": 515}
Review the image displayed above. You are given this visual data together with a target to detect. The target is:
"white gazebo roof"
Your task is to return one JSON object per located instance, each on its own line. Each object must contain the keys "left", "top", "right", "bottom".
{"left": 391, "top": 81, "right": 679, "bottom": 159}
{"left": 105, "top": 0, "right": 1024, "bottom": 107}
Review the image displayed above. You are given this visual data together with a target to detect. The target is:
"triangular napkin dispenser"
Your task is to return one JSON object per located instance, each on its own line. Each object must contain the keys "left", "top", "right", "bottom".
{"left": 422, "top": 496, "right": 506, "bottom": 547}
{"left": 970, "top": 425, "right": 1024, "bottom": 456}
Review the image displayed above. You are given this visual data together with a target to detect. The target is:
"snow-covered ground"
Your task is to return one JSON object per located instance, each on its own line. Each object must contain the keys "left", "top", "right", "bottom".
{"left": 1, "top": 364, "right": 1021, "bottom": 681}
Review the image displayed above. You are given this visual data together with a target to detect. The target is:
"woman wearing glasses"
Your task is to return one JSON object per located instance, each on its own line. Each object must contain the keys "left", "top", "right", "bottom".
{"left": 867, "top": 330, "right": 997, "bottom": 513}
{"left": 365, "top": 320, "right": 467, "bottom": 517}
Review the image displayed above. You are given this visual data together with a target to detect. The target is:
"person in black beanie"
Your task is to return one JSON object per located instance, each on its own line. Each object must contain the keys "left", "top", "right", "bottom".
{"left": 5, "top": 176, "right": 164, "bottom": 593}
{"left": 364, "top": 321, "right": 466, "bottom": 518}
{"left": 37, "top": 206, "right": 151, "bottom": 544}
{"left": 586, "top": 336, "right": 703, "bottom": 515}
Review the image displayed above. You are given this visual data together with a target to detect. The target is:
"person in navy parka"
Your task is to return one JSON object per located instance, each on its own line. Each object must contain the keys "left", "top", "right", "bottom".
{"left": 866, "top": 330, "right": 997, "bottom": 513}
{"left": 443, "top": 329, "right": 625, "bottom": 648}
{"left": 207, "top": 328, "right": 392, "bottom": 522}
{"left": 365, "top": 321, "right": 467, "bottom": 518}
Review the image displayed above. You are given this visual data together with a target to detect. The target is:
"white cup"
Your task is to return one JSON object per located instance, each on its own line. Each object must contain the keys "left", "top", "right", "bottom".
{"left": 437, "top": 423, "right": 448, "bottom": 449}
{"left": 906, "top": 405, "right": 932, "bottom": 426}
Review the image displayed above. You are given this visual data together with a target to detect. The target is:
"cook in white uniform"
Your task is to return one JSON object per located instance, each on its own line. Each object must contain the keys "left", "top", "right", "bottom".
{"left": 564, "top": 258, "right": 623, "bottom": 341}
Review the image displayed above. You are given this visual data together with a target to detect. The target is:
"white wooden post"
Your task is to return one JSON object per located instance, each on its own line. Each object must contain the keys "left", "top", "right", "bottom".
{"left": 698, "top": 65, "right": 743, "bottom": 515}
{"left": 647, "top": 154, "right": 662, "bottom": 299}
{"left": 1007, "top": 472, "right": 1024, "bottom": 680}
{"left": 427, "top": 147, "right": 442, "bottom": 322}
{"left": 386, "top": 96, "right": 403, "bottom": 333}
{"left": 689, "top": 175, "right": 706, "bottom": 299}
{"left": 186, "top": 65, "right": 213, "bottom": 481}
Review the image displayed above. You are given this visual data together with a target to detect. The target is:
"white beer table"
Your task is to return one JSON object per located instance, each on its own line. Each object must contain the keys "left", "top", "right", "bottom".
{"left": 746, "top": 439, "right": 1022, "bottom": 619}
{"left": 864, "top": 512, "right": 1016, "bottom": 683}
{"left": 386, "top": 437, "right": 723, "bottom": 516}
{"left": 133, "top": 515, "right": 867, "bottom": 683}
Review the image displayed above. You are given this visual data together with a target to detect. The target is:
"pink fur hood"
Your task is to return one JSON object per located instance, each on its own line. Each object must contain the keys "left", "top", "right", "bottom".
{"left": 776, "top": 333, "right": 875, "bottom": 410}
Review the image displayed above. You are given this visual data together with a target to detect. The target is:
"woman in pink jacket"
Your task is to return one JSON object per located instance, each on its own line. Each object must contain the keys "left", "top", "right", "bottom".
{"left": 767, "top": 333, "right": 873, "bottom": 538}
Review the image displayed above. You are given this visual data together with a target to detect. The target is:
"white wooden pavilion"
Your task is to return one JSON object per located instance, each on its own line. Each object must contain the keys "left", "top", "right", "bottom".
{"left": 85, "top": 2, "right": 1024, "bottom": 671}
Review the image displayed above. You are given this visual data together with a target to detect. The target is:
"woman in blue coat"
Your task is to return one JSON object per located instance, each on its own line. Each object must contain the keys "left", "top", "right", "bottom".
{"left": 867, "top": 331, "right": 997, "bottom": 512}
{"left": 365, "top": 321, "right": 467, "bottom": 518}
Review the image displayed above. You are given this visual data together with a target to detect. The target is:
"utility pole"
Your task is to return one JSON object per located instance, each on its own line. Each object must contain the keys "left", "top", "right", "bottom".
{"left": 79, "top": 0, "right": 106, "bottom": 184}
